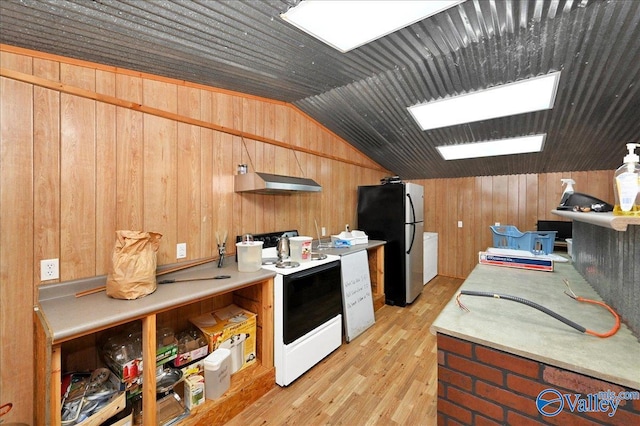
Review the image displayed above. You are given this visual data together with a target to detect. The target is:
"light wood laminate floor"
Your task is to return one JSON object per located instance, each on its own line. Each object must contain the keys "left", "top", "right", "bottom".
{"left": 227, "top": 275, "right": 463, "bottom": 426}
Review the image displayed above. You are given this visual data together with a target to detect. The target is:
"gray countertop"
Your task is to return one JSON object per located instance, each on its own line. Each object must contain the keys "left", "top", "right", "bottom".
{"left": 431, "top": 262, "right": 640, "bottom": 389}
{"left": 36, "top": 242, "right": 385, "bottom": 344}
{"left": 37, "top": 260, "right": 275, "bottom": 343}
{"left": 313, "top": 239, "right": 385, "bottom": 256}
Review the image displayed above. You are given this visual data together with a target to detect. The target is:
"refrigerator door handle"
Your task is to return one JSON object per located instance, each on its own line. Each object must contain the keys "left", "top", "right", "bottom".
{"left": 407, "top": 193, "right": 416, "bottom": 224}
{"left": 407, "top": 222, "right": 416, "bottom": 254}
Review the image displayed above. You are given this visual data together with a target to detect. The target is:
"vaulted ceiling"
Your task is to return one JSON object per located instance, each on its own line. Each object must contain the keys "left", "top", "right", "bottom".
{"left": 1, "top": 0, "right": 639, "bottom": 179}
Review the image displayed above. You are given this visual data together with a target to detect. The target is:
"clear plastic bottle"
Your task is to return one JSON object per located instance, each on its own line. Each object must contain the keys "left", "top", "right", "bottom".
{"left": 559, "top": 178, "right": 575, "bottom": 207}
{"left": 613, "top": 143, "right": 640, "bottom": 216}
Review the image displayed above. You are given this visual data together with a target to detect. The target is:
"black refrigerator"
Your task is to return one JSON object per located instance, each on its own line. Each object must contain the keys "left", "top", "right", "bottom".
{"left": 357, "top": 182, "right": 424, "bottom": 306}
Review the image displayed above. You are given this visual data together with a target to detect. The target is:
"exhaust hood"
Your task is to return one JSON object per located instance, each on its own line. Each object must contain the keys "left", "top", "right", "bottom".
{"left": 234, "top": 172, "right": 322, "bottom": 195}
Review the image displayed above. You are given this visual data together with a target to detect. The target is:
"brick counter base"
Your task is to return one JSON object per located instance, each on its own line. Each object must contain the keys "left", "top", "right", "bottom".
{"left": 437, "top": 334, "right": 640, "bottom": 425}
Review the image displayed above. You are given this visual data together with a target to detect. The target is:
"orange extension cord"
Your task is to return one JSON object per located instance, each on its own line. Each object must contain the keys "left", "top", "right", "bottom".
{"left": 562, "top": 279, "right": 620, "bottom": 337}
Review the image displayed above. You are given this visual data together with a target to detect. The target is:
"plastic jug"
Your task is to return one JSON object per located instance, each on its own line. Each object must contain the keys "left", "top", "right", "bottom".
{"left": 204, "top": 348, "right": 231, "bottom": 400}
{"left": 289, "top": 236, "right": 312, "bottom": 262}
{"left": 236, "top": 240, "right": 263, "bottom": 272}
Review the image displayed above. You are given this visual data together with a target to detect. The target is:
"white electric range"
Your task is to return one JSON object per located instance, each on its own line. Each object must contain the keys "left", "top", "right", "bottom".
{"left": 241, "top": 231, "right": 343, "bottom": 386}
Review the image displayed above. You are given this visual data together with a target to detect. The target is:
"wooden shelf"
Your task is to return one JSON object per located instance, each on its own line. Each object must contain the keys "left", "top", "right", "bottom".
{"left": 34, "top": 264, "right": 275, "bottom": 425}
{"left": 552, "top": 210, "right": 640, "bottom": 231}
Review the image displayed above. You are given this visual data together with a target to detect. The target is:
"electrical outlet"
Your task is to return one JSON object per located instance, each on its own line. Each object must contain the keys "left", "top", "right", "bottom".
{"left": 177, "top": 243, "right": 187, "bottom": 259}
{"left": 40, "top": 258, "right": 59, "bottom": 281}
{"left": 495, "top": 222, "right": 501, "bottom": 226}
{"left": 458, "top": 221, "right": 463, "bottom": 228}
{"left": 321, "top": 227, "right": 326, "bottom": 236}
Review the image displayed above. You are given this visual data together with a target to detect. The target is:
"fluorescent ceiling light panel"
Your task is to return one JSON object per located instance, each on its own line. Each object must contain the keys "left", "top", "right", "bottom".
{"left": 409, "top": 72, "right": 561, "bottom": 130}
{"left": 281, "top": 0, "right": 463, "bottom": 53}
{"left": 437, "top": 134, "right": 546, "bottom": 160}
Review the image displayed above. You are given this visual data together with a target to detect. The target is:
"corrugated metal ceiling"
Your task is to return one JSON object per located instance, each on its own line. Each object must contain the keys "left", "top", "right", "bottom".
{"left": 1, "top": 0, "right": 639, "bottom": 179}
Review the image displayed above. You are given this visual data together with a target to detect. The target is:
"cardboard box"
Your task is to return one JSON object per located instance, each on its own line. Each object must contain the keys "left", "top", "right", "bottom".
{"left": 102, "top": 354, "right": 142, "bottom": 391}
{"left": 478, "top": 251, "right": 554, "bottom": 272}
{"left": 156, "top": 343, "right": 178, "bottom": 366}
{"left": 189, "top": 304, "right": 257, "bottom": 374}
{"left": 179, "top": 358, "right": 205, "bottom": 380}
{"left": 156, "top": 327, "right": 178, "bottom": 366}
{"left": 184, "top": 374, "right": 206, "bottom": 409}
{"left": 171, "top": 329, "right": 209, "bottom": 367}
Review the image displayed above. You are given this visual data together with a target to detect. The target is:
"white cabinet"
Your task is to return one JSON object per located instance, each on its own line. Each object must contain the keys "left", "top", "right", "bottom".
{"left": 423, "top": 233, "right": 438, "bottom": 285}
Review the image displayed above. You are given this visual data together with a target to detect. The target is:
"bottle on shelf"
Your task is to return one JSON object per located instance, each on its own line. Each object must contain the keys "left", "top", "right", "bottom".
{"left": 613, "top": 143, "right": 640, "bottom": 216}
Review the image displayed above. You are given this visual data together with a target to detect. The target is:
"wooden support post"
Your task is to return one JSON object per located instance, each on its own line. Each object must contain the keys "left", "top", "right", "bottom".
{"left": 142, "top": 315, "right": 157, "bottom": 424}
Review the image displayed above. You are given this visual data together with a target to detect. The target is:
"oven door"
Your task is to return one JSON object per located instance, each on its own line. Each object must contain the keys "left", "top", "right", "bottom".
{"left": 282, "top": 260, "right": 342, "bottom": 344}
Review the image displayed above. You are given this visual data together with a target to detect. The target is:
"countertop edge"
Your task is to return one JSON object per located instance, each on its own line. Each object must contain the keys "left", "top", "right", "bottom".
{"left": 430, "top": 325, "right": 640, "bottom": 390}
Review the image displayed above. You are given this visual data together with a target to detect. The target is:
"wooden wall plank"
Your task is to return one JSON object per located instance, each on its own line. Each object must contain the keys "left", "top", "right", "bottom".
{"left": 215, "top": 132, "right": 234, "bottom": 245}
{"left": 177, "top": 86, "right": 202, "bottom": 261}
{"left": 143, "top": 80, "right": 177, "bottom": 264}
{"left": 33, "top": 59, "right": 60, "bottom": 287}
{"left": 480, "top": 176, "right": 494, "bottom": 251}
{"left": 0, "top": 53, "right": 35, "bottom": 422}
{"left": 492, "top": 175, "right": 509, "bottom": 225}
{"left": 525, "top": 174, "right": 538, "bottom": 229}
{"left": 95, "top": 70, "right": 117, "bottom": 275}
{"left": 60, "top": 65, "right": 97, "bottom": 280}
{"left": 116, "top": 74, "right": 144, "bottom": 231}
{"left": 200, "top": 90, "right": 216, "bottom": 257}
{"left": 60, "top": 92, "right": 96, "bottom": 280}
{"left": 143, "top": 114, "right": 177, "bottom": 264}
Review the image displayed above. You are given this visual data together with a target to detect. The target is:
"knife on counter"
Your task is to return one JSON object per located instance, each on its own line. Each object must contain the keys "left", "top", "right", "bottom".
{"left": 158, "top": 275, "right": 230, "bottom": 284}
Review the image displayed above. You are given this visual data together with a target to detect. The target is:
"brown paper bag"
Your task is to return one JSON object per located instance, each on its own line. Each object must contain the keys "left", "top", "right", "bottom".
{"left": 106, "top": 230, "right": 163, "bottom": 300}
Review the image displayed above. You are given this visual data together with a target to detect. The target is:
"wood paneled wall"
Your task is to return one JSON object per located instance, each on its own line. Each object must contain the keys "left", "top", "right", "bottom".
{"left": 414, "top": 170, "right": 614, "bottom": 279}
{"left": 0, "top": 46, "right": 387, "bottom": 422}
{"left": 0, "top": 45, "right": 615, "bottom": 423}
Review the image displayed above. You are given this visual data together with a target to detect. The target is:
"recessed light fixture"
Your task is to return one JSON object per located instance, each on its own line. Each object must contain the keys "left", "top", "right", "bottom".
{"left": 281, "top": 0, "right": 464, "bottom": 53}
{"left": 436, "top": 134, "right": 546, "bottom": 160}
{"left": 409, "top": 72, "right": 561, "bottom": 130}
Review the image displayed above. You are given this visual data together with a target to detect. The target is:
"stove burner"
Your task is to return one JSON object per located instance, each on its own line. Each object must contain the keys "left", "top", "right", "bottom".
{"left": 310, "top": 252, "right": 327, "bottom": 260}
{"left": 275, "top": 261, "right": 300, "bottom": 269}
{"left": 262, "top": 257, "right": 279, "bottom": 265}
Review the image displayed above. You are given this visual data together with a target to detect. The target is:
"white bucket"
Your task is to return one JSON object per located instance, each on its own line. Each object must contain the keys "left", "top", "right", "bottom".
{"left": 236, "top": 241, "right": 263, "bottom": 272}
{"left": 289, "top": 236, "right": 313, "bottom": 262}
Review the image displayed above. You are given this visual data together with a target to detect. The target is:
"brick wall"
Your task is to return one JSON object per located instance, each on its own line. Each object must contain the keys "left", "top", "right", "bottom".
{"left": 437, "top": 334, "right": 640, "bottom": 425}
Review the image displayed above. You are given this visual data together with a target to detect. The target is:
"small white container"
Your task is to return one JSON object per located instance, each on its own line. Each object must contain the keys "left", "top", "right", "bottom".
{"left": 566, "top": 238, "right": 573, "bottom": 258}
{"left": 236, "top": 241, "right": 263, "bottom": 272}
{"left": 289, "top": 236, "right": 312, "bottom": 262}
{"left": 204, "top": 348, "right": 231, "bottom": 400}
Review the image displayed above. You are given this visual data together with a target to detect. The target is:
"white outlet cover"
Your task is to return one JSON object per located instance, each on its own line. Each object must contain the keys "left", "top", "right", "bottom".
{"left": 177, "top": 243, "right": 187, "bottom": 259}
{"left": 40, "top": 258, "right": 59, "bottom": 281}
{"left": 458, "top": 221, "right": 463, "bottom": 228}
